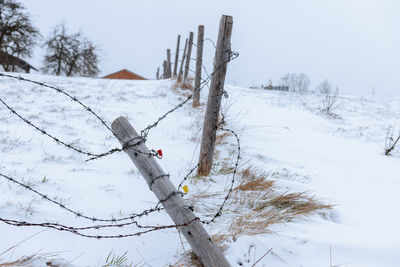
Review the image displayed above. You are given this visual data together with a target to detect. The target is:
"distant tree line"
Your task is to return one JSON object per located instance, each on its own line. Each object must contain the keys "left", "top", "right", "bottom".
{"left": 0, "top": 0, "right": 100, "bottom": 77}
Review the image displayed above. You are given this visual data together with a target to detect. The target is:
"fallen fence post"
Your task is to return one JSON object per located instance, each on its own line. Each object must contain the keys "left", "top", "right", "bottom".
{"left": 183, "top": 31, "right": 194, "bottom": 87}
{"left": 178, "top": 38, "right": 188, "bottom": 83}
{"left": 193, "top": 25, "right": 204, "bottom": 107}
{"left": 173, "top": 34, "right": 181, "bottom": 77}
{"left": 198, "top": 15, "right": 233, "bottom": 176}
{"left": 111, "top": 117, "right": 231, "bottom": 267}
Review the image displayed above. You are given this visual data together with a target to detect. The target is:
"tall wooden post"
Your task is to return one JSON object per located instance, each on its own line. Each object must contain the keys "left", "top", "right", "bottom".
{"left": 111, "top": 117, "right": 231, "bottom": 267}
{"left": 183, "top": 31, "right": 194, "bottom": 87}
{"left": 162, "top": 60, "right": 167, "bottom": 79}
{"left": 166, "top": 49, "right": 172, "bottom": 78}
{"left": 178, "top": 38, "right": 188, "bottom": 83}
{"left": 173, "top": 35, "right": 181, "bottom": 77}
{"left": 193, "top": 25, "right": 204, "bottom": 107}
{"left": 156, "top": 67, "right": 160, "bottom": 80}
{"left": 198, "top": 15, "right": 233, "bottom": 176}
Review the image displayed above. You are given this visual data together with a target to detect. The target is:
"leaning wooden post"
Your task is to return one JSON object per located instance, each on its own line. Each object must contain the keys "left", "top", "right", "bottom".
{"left": 173, "top": 35, "right": 180, "bottom": 77}
{"left": 111, "top": 117, "right": 231, "bottom": 267}
{"left": 198, "top": 15, "right": 233, "bottom": 176}
{"left": 166, "top": 49, "right": 172, "bottom": 78}
{"left": 183, "top": 31, "right": 194, "bottom": 87}
{"left": 178, "top": 38, "right": 188, "bottom": 83}
{"left": 193, "top": 25, "right": 204, "bottom": 107}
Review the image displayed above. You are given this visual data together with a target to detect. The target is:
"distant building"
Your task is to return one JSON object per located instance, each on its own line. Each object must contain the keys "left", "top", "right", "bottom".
{"left": 262, "top": 85, "right": 289, "bottom": 91}
{"left": 0, "top": 51, "right": 38, "bottom": 73}
{"left": 103, "top": 69, "right": 146, "bottom": 80}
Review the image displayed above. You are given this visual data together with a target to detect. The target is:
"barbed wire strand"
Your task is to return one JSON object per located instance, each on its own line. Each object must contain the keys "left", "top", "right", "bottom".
{"left": 0, "top": 49, "right": 240, "bottom": 237}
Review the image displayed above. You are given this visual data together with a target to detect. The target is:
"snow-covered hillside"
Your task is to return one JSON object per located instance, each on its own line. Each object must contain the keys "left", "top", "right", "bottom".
{"left": 0, "top": 73, "right": 399, "bottom": 266}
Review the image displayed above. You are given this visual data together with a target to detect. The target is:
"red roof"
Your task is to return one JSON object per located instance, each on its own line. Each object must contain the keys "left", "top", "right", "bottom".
{"left": 103, "top": 69, "right": 147, "bottom": 80}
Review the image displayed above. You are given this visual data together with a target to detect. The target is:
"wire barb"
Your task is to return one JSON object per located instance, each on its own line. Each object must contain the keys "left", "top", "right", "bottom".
{"left": 0, "top": 48, "right": 240, "bottom": 238}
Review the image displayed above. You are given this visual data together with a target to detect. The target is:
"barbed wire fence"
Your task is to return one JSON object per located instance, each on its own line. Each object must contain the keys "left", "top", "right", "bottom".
{"left": 0, "top": 45, "right": 240, "bottom": 240}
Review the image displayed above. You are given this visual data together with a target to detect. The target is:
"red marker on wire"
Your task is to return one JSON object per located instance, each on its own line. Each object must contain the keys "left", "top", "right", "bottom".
{"left": 157, "top": 149, "right": 163, "bottom": 158}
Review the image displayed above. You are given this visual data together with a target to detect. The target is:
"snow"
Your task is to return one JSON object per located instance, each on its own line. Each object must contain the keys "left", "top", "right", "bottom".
{"left": 0, "top": 72, "right": 399, "bottom": 266}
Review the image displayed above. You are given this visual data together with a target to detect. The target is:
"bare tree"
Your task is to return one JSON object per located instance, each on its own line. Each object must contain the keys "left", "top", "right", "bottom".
{"left": 0, "top": 0, "right": 40, "bottom": 71}
{"left": 280, "top": 73, "right": 310, "bottom": 93}
{"left": 318, "top": 79, "right": 339, "bottom": 115}
{"left": 385, "top": 125, "right": 400, "bottom": 156}
{"left": 42, "top": 23, "right": 99, "bottom": 77}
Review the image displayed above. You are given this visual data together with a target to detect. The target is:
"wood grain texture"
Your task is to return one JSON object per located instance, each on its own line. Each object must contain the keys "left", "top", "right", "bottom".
{"left": 178, "top": 38, "right": 188, "bottom": 83}
{"left": 111, "top": 117, "right": 231, "bottom": 267}
{"left": 198, "top": 15, "right": 233, "bottom": 176}
{"left": 183, "top": 31, "right": 194, "bottom": 86}
{"left": 193, "top": 25, "right": 204, "bottom": 107}
{"left": 173, "top": 35, "right": 180, "bottom": 77}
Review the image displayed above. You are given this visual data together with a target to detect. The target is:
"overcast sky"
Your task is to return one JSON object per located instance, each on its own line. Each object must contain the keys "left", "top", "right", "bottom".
{"left": 19, "top": 0, "right": 400, "bottom": 95}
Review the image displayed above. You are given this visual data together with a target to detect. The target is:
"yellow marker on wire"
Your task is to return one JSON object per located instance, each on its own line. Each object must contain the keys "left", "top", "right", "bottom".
{"left": 182, "top": 185, "right": 189, "bottom": 194}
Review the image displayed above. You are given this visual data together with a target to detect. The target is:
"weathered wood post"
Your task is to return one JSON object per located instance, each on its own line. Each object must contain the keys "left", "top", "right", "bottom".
{"left": 198, "top": 15, "right": 233, "bottom": 176}
{"left": 173, "top": 35, "right": 181, "bottom": 77}
{"left": 156, "top": 67, "right": 160, "bottom": 80}
{"left": 166, "top": 49, "right": 172, "bottom": 78}
{"left": 193, "top": 25, "right": 204, "bottom": 107}
{"left": 111, "top": 117, "right": 231, "bottom": 267}
{"left": 183, "top": 31, "right": 194, "bottom": 87}
{"left": 178, "top": 38, "right": 188, "bottom": 83}
{"left": 162, "top": 60, "right": 167, "bottom": 79}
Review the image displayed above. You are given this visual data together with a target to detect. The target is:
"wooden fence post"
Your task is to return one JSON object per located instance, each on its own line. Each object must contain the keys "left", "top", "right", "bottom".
{"left": 183, "top": 31, "right": 194, "bottom": 87}
{"left": 198, "top": 15, "right": 233, "bottom": 176}
{"left": 193, "top": 25, "right": 204, "bottom": 107}
{"left": 156, "top": 67, "right": 160, "bottom": 80}
{"left": 162, "top": 60, "right": 167, "bottom": 79}
{"left": 173, "top": 35, "right": 180, "bottom": 77}
{"left": 166, "top": 49, "right": 172, "bottom": 78}
{"left": 111, "top": 117, "right": 231, "bottom": 267}
{"left": 178, "top": 38, "right": 188, "bottom": 83}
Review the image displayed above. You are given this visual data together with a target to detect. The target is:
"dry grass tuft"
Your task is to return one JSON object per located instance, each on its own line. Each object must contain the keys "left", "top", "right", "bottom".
{"left": 235, "top": 167, "right": 274, "bottom": 192}
{"left": 0, "top": 253, "right": 67, "bottom": 267}
{"left": 172, "top": 79, "right": 194, "bottom": 92}
{"left": 227, "top": 167, "right": 331, "bottom": 238}
{"left": 215, "top": 132, "right": 230, "bottom": 145}
{"left": 173, "top": 166, "right": 331, "bottom": 266}
{"left": 0, "top": 256, "right": 36, "bottom": 266}
{"left": 190, "top": 166, "right": 331, "bottom": 240}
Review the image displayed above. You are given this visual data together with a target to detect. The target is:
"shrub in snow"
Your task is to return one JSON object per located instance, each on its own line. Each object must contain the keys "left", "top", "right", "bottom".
{"left": 317, "top": 79, "right": 339, "bottom": 115}
{"left": 385, "top": 125, "right": 400, "bottom": 155}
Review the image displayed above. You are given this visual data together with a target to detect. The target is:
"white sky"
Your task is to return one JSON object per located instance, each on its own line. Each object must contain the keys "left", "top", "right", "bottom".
{"left": 20, "top": 0, "right": 400, "bottom": 95}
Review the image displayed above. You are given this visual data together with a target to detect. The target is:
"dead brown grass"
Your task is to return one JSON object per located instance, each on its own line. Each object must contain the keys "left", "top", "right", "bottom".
{"left": 228, "top": 167, "right": 331, "bottom": 238}
{"left": 215, "top": 132, "right": 230, "bottom": 145}
{"left": 190, "top": 166, "right": 331, "bottom": 240}
{"left": 172, "top": 79, "right": 194, "bottom": 92}
{"left": 173, "top": 166, "right": 331, "bottom": 266}
{"left": 0, "top": 253, "right": 66, "bottom": 267}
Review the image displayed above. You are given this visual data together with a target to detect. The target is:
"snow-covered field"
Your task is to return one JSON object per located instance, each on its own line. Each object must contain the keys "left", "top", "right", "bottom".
{"left": 0, "top": 73, "right": 399, "bottom": 266}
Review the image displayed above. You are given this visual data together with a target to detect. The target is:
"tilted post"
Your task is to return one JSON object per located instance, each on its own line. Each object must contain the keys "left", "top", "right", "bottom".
{"left": 198, "top": 15, "right": 233, "bottom": 176}
{"left": 178, "top": 38, "right": 188, "bottom": 83}
{"left": 183, "top": 31, "right": 194, "bottom": 87}
{"left": 166, "top": 49, "right": 172, "bottom": 78}
{"left": 193, "top": 25, "right": 204, "bottom": 107}
{"left": 173, "top": 35, "right": 180, "bottom": 77}
{"left": 111, "top": 117, "right": 231, "bottom": 267}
